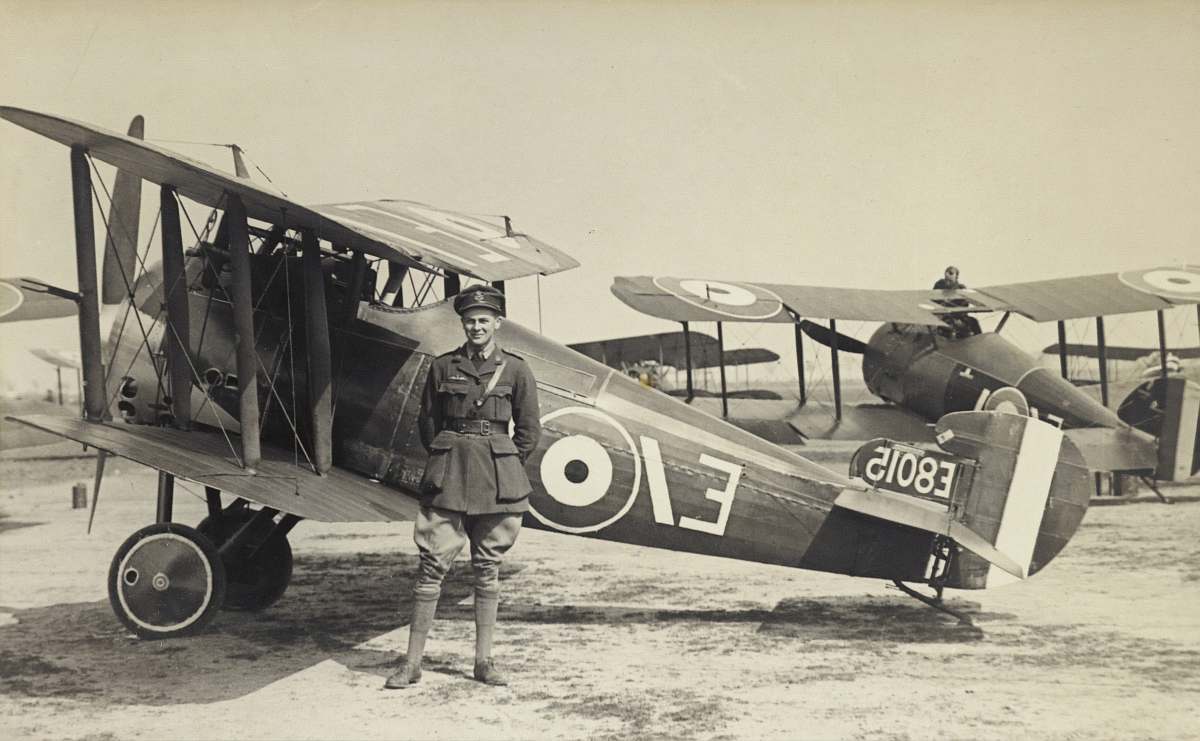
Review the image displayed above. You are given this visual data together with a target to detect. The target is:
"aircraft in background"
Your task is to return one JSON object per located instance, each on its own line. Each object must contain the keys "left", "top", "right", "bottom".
{"left": 612, "top": 272, "right": 1200, "bottom": 492}
{"left": 0, "top": 106, "right": 1093, "bottom": 635}
{"left": 567, "top": 330, "right": 782, "bottom": 398}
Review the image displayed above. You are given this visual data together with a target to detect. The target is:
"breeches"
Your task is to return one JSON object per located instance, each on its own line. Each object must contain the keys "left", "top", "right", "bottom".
{"left": 412, "top": 505, "right": 522, "bottom": 600}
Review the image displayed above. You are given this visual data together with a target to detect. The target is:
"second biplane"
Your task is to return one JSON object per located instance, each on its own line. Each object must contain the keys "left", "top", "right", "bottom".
{"left": 3, "top": 106, "right": 1093, "bottom": 636}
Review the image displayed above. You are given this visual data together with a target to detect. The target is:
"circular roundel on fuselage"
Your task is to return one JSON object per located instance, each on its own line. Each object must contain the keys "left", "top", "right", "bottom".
{"left": 652, "top": 277, "right": 783, "bottom": 320}
{"left": 527, "top": 407, "right": 641, "bottom": 534}
{"left": 983, "top": 386, "right": 1031, "bottom": 417}
{"left": 1118, "top": 266, "right": 1200, "bottom": 302}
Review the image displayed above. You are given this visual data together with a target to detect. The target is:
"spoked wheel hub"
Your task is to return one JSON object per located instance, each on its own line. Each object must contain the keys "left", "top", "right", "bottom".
{"left": 108, "top": 523, "right": 226, "bottom": 639}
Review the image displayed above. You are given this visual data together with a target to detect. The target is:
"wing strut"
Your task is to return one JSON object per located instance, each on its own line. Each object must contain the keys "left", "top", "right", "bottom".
{"left": 793, "top": 321, "right": 807, "bottom": 406}
{"left": 716, "top": 321, "right": 729, "bottom": 417}
{"left": 1056, "top": 321, "right": 1069, "bottom": 379}
{"left": 69, "top": 147, "right": 105, "bottom": 422}
{"left": 830, "top": 319, "right": 842, "bottom": 421}
{"left": 226, "top": 194, "right": 262, "bottom": 470}
{"left": 1096, "top": 316, "right": 1109, "bottom": 406}
{"left": 681, "top": 321, "right": 695, "bottom": 402}
{"left": 160, "top": 185, "right": 193, "bottom": 429}
{"left": 1156, "top": 310, "right": 1170, "bottom": 381}
{"left": 301, "top": 230, "right": 333, "bottom": 474}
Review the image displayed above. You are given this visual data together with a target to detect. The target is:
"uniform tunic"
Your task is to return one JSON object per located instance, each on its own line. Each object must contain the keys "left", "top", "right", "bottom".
{"left": 418, "top": 344, "right": 540, "bottom": 515}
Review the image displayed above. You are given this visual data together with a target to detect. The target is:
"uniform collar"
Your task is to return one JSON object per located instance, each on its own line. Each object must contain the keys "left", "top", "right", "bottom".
{"left": 451, "top": 343, "right": 503, "bottom": 378}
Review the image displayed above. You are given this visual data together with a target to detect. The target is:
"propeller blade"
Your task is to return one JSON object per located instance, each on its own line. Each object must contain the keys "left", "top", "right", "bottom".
{"left": 798, "top": 320, "right": 868, "bottom": 354}
{"left": 87, "top": 450, "right": 108, "bottom": 534}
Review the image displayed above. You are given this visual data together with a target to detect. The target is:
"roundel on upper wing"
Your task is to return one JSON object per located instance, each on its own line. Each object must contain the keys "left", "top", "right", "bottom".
{"left": 527, "top": 407, "right": 641, "bottom": 534}
{"left": 1118, "top": 266, "right": 1200, "bottom": 302}
{"left": 0, "top": 280, "right": 24, "bottom": 320}
{"left": 653, "top": 277, "right": 783, "bottom": 320}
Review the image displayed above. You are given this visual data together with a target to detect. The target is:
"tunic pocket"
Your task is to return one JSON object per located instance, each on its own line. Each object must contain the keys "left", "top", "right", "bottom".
{"left": 438, "top": 381, "right": 472, "bottom": 418}
{"left": 489, "top": 435, "right": 532, "bottom": 502}
{"left": 482, "top": 384, "right": 513, "bottom": 421}
{"left": 420, "top": 432, "right": 456, "bottom": 493}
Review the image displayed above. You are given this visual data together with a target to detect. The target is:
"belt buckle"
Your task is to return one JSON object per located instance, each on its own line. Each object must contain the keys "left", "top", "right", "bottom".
{"left": 480, "top": 420, "right": 491, "bottom": 435}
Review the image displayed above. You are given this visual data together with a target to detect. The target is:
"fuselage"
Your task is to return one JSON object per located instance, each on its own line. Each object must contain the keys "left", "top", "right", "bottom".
{"left": 862, "top": 323, "right": 1128, "bottom": 430}
{"left": 106, "top": 252, "right": 938, "bottom": 583}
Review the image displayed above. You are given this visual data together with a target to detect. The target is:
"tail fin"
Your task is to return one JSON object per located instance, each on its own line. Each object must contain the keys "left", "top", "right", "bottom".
{"left": 1118, "top": 376, "right": 1200, "bottom": 481}
{"left": 100, "top": 115, "right": 144, "bottom": 305}
{"left": 841, "top": 411, "right": 1090, "bottom": 589}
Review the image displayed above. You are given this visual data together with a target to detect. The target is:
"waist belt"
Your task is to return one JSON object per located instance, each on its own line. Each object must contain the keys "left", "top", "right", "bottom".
{"left": 446, "top": 418, "right": 506, "bottom": 435}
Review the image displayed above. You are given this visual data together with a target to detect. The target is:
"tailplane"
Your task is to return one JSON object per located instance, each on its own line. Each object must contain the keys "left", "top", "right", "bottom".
{"left": 840, "top": 410, "right": 1091, "bottom": 590}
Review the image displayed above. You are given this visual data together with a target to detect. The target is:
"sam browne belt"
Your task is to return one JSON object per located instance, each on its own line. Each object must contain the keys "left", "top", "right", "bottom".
{"left": 446, "top": 418, "right": 506, "bottom": 435}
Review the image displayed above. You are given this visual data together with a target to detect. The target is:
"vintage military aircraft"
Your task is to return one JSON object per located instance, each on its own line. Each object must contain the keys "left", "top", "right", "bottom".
{"left": 612, "top": 274, "right": 1200, "bottom": 491}
{"left": 568, "top": 330, "right": 782, "bottom": 397}
{"left": 3, "top": 106, "right": 1093, "bottom": 636}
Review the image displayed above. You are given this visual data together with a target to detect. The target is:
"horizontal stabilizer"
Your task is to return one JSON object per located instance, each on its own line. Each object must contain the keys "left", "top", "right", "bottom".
{"left": 838, "top": 411, "right": 1090, "bottom": 589}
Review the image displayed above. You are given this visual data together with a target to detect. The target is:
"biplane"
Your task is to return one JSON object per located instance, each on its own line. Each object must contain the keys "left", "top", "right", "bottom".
{"left": 611, "top": 273, "right": 1200, "bottom": 490}
{"left": 3, "top": 107, "right": 1093, "bottom": 636}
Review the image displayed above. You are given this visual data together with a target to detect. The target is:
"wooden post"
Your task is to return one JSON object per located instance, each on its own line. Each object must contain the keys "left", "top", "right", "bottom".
{"left": 160, "top": 186, "right": 192, "bottom": 430}
{"left": 716, "top": 322, "right": 729, "bottom": 418}
{"left": 225, "top": 194, "right": 261, "bottom": 469}
{"left": 794, "top": 322, "right": 807, "bottom": 405}
{"left": 830, "top": 319, "right": 843, "bottom": 421}
{"left": 302, "top": 230, "right": 333, "bottom": 474}
{"left": 69, "top": 147, "right": 106, "bottom": 422}
{"left": 682, "top": 321, "right": 694, "bottom": 402}
{"left": 1096, "top": 316, "right": 1109, "bottom": 407}
{"left": 1156, "top": 310, "right": 1169, "bottom": 381}
{"left": 1057, "top": 320, "right": 1069, "bottom": 379}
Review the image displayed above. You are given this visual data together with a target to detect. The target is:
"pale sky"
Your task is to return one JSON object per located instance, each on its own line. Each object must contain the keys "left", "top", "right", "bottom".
{"left": 1, "top": 1, "right": 1197, "bottom": 395}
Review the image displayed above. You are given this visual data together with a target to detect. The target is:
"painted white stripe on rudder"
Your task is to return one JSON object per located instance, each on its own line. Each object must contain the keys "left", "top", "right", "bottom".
{"left": 1170, "top": 385, "right": 1199, "bottom": 480}
{"left": 987, "top": 418, "right": 1061, "bottom": 587}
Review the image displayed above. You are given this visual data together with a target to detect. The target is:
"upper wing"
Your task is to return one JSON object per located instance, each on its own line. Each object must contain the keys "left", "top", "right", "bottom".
{"left": 614, "top": 266, "right": 1200, "bottom": 326}
{"left": 612, "top": 276, "right": 968, "bottom": 325}
{"left": 0, "top": 106, "right": 578, "bottom": 282}
{"left": 971, "top": 267, "right": 1200, "bottom": 321}
{"left": 0, "top": 278, "right": 77, "bottom": 323}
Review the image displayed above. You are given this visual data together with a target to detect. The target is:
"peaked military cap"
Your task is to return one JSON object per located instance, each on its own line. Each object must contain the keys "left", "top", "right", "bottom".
{"left": 453, "top": 285, "right": 506, "bottom": 316}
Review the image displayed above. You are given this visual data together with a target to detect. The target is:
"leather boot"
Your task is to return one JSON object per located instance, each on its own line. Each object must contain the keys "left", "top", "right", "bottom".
{"left": 385, "top": 594, "right": 437, "bottom": 689}
{"left": 472, "top": 591, "right": 507, "bottom": 686}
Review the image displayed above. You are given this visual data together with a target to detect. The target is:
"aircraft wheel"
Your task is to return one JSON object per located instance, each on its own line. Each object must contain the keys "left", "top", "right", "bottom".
{"left": 108, "top": 523, "right": 226, "bottom": 640}
{"left": 198, "top": 509, "right": 293, "bottom": 611}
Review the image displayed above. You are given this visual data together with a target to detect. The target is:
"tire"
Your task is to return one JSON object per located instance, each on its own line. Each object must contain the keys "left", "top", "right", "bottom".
{"left": 107, "top": 523, "right": 226, "bottom": 639}
{"left": 198, "top": 509, "right": 293, "bottom": 611}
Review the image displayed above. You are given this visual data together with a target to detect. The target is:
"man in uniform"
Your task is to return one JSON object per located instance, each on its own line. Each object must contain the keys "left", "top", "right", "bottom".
{"left": 932, "top": 265, "right": 981, "bottom": 337}
{"left": 386, "top": 285, "right": 540, "bottom": 689}
{"left": 933, "top": 265, "right": 963, "bottom": 290}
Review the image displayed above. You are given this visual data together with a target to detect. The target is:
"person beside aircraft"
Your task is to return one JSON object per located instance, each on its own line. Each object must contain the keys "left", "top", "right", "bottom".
{"left": 933, "top": 265, "right": 963, "bottom": 290}
{"left": 386, "top": 285, "right": 541, "bottom": 689}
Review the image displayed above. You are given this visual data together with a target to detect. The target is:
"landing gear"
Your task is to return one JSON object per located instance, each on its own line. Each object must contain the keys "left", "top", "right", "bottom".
{"left": 105, "top": 477, "right": 300, "bottom": 639}
{"left": 198, "top": 502, "right": 295, "bottom": 611}
{"left": 107, "top": 522, "right": 227, "bottom": 639}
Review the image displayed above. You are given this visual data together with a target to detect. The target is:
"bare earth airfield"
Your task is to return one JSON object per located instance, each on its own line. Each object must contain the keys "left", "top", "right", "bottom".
{"left": 1, "top": 442, "right": 1197, "bottom": 740}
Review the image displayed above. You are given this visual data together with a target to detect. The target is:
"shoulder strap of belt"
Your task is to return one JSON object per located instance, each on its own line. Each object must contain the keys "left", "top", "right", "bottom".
{"left": 473, "top": 360, "right": 507, "bottom": 407}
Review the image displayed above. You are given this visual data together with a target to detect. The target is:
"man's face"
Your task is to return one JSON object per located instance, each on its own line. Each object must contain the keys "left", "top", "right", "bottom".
{"left": 944, "top": 268, "right": 959, "bottom": 283}
{"left": 462, "top": 308, "right": 501, "bottom": 349}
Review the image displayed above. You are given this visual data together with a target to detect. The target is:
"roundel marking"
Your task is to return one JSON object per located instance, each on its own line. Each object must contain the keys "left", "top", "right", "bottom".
{"left": 0, "top": 280, "right": 24, "bottom": 320}
{"left": 529, "top": 407, "right": 642, "bottom": 534}
{"left": 653, "top": 277, "right": 783, "bottom": 320}
{"left": 1118, "top": 266, "right": 1200, "bottom": 301}
{"left": 539, "top": 434, "right": 613, "bottom": 507}
{"left": 679, "top": 279, "right": 758, "bottom": 307}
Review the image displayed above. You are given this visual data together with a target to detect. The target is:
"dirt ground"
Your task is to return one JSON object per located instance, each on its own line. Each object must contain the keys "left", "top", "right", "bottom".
{"left": 1, "top": 445, "right": 1198, "bottom": 741}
